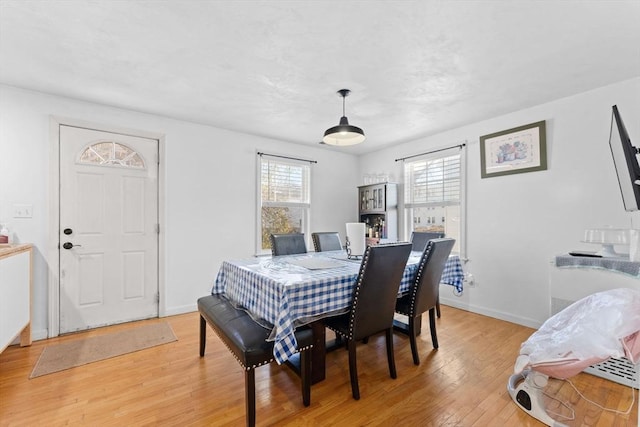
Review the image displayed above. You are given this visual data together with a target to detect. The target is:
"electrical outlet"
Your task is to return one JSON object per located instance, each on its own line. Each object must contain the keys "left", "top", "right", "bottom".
{"left": 13, "top": 204, "right": 33, "bottom": 218}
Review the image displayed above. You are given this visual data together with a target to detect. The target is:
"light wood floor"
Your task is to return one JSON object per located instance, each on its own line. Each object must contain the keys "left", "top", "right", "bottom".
{"left": 0, "top": 306, "right": 637, "bottom": 426}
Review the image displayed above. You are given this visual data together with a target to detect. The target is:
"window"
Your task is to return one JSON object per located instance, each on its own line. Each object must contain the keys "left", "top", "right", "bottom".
{"left": 403, "top": 146, "right": 465, "bottom": 255}
{"left": 257, "top": 154, "right": 311, "bottom": 254}
{"left": 79, "top": 141, "right": 145, "bottom": 169}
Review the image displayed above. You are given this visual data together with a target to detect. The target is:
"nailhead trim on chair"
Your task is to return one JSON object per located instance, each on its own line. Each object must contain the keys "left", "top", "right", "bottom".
{"left": 405, "top": 243, "right": 433, "bottom": 315}
{"left": 324, "top": 247, "right": 372, "bottom": 341}
{"left": 348, "top": 250, "right": 370, "bottom": 339}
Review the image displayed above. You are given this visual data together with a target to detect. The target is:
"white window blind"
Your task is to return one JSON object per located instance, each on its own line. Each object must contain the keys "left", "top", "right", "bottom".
{"left": 260, "top": 157, "right": 310, "bottom": 207}
{"left": 404, "top": 153, "right": 461, "bottom": 208}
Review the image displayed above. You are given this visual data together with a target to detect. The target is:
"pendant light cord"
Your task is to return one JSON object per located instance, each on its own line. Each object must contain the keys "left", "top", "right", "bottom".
{"left": 342, "top": 94, "right": 346, "bottom": 117}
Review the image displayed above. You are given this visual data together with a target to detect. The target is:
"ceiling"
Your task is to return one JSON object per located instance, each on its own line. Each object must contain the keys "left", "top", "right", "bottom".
{"left": 1, "top": 1, "right": 638, "bottom": 155}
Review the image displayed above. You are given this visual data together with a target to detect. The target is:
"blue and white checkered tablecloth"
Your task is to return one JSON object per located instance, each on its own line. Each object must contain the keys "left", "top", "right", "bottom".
{"left": 441, "top": 256, "right": 465, "bottom": 294}
{"left": 212, "top": 250, "right": 463, "bottom": 364}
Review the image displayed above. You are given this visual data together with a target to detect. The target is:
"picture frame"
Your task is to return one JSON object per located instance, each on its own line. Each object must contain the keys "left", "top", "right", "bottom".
{"left": 479, "top": 120, "right": 547, "bottom": 178}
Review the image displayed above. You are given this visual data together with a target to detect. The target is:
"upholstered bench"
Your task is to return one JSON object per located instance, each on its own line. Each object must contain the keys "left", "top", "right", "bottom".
{"left": 198, "top": 294, "right": 312, "bottom": 426}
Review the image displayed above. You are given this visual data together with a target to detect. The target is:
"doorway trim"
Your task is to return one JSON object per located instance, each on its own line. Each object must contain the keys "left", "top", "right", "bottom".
{"left": 48, "top": 116, "right": 166, "bottom": 338}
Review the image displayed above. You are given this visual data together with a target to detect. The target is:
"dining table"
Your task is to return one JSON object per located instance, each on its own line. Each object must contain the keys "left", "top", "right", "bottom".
{"left": 212, "top": 249, "right": 464, "bottom": 383}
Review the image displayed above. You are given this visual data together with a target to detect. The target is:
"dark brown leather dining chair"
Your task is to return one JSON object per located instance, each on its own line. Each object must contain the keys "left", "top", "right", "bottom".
{"left": 311, "top": 231, "right": 342, "bottom": 252}
{"left": 410, "top": 231, "right": 447, "bottom": 318}
{"left": 324, "top": 242, "right": 412, "bottom": 400}
{"left": 410, "top": 231, "right": 445, "bottom": 252}
{"left": 395, "top": 237, "right": 455, "bottom": 365}
{"left": 270, "top": 233, "right": 307, "bottom": 256}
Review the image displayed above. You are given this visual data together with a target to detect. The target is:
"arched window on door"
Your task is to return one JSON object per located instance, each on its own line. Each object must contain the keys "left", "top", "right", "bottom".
{"left": 78, "top": 141, "right": 145, "bottom": 169}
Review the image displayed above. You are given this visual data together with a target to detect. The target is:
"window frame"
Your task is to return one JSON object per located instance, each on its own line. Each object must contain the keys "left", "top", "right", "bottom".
{"left": 402, "top": 145, "right": 466, "bottom": 258}
{"left": 256, "top": 153, "right": 312, "bottom": 255}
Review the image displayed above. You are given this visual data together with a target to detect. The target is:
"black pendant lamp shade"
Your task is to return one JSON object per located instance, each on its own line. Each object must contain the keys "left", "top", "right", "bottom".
{"left": 323, "top": 89, "right": 365, "bottom": 146}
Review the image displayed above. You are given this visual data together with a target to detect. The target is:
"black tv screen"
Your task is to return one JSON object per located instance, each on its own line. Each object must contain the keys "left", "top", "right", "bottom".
{"left": 609, "top": 105, "right": 640, "bottom": 212}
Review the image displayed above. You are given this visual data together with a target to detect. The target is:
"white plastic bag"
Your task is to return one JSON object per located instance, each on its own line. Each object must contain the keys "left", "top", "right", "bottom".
{"left": 515, "top": 288, "right": 640, "bottom": 378}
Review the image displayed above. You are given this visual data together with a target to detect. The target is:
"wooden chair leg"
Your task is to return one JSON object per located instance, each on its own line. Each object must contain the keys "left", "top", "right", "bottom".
{"left": 409, "top": 316, "right": 420, "bottom": 365}
{"left": 300, "top": 348, "right": 311, "bottom": 406}
{"left": 245, "top": 369, "right": 256, "bottom": 427}
{"left": 436, "top": 298, "right": 441, "bottom": 318}
{"left": 347, "top": 340, "right": 360, "bottom": 400}
{"left": 429, "top": 308, "right": 439, "bottom": 349}
{"left": 385, "top": 328, "right": 397, "bottom": 379}
{"left": 199, "top": 315, "right": 206, "bottom": 357}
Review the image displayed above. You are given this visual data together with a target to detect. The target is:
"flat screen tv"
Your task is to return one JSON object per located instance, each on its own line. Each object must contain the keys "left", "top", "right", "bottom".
{"left": 609, "top": 105, "right": 640, "bottom": 212}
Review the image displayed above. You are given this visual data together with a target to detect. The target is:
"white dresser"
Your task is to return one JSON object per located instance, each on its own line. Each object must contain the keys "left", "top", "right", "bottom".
{"left": 0, "top": 244, "right": 32, "bottom": 353}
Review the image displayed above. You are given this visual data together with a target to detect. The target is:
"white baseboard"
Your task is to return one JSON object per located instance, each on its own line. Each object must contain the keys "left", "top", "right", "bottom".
{"left": 162, "top": 303, "right": 197, "bottom": 317}
{"left": 439, "top": 297, "right": 542, "bottom": 330}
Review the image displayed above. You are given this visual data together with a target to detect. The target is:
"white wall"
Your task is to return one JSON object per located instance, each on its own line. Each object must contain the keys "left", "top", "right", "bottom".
{"left": 0, "top": 84, "right": 360, "bottom": 339}
{"left": 2, "top": 78, "right": 638, "bottom": 339}
{"left": 359, "top": 77, "right": 640, "bottom": 328}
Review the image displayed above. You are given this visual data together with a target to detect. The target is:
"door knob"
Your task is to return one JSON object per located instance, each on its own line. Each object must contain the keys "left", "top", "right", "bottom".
{"left": 63, "top": 242, "right": 81, "bottom": 250}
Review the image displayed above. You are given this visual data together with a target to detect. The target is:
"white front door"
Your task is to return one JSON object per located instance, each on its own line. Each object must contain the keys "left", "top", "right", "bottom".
{"left": 59, "top": 125, "right": 159, "bottom": 333}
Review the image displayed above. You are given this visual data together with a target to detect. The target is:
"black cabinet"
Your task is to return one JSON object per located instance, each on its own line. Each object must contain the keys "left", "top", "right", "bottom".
{"left": 358, "top": 183, "right": 397, "bottom": 242}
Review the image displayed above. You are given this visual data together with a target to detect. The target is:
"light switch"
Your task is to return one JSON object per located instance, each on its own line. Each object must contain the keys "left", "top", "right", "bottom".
{"left": 13, "top": 204, "right": 33, "bottom": 218}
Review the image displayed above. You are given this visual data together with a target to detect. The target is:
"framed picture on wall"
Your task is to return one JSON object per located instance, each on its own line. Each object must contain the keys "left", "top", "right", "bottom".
{"left": 479, "top": 120, "right": 547, "bottom": 178}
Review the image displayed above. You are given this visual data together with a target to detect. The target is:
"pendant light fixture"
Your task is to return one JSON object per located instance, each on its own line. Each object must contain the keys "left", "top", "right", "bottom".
{"left": 322, "top": 89, "right": 365, "bottom": 146}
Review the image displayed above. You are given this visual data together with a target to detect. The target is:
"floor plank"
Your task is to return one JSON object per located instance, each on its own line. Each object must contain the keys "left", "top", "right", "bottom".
{"left": 0, "top": 306, "right": 637, "bottom": 426}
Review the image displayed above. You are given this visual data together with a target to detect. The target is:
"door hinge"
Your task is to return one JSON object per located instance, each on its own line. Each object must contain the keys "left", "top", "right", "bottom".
{"left": 155, "top": 223, "right": 160, "bottom": 234}
{"left": 155, "top": 293, "right": 160, "bottom": 304}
